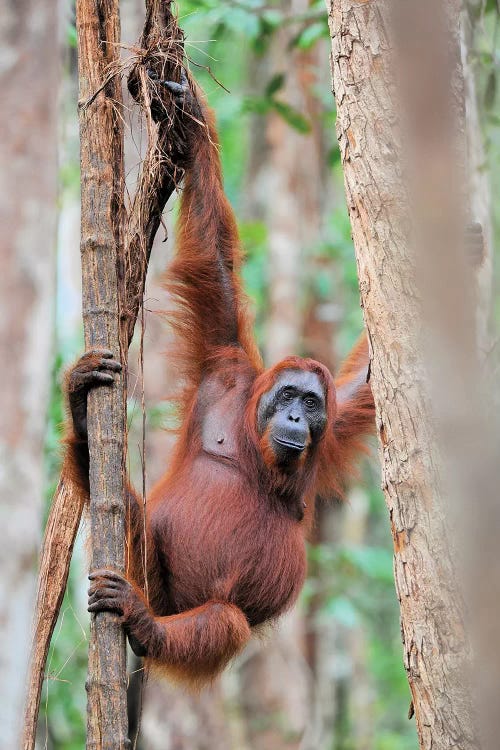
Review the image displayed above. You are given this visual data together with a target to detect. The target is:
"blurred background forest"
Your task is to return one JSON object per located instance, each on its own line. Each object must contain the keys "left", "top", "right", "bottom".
{"left": 4, "top": 1, "right": 500, "bottom": 748}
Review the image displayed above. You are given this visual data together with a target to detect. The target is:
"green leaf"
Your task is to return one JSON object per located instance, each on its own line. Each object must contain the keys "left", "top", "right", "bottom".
{"left": 485, "top": 0, "right": 500, "bottom": 15}
{"left": 240, "top": 220, "right": 267, "bottom": 247}
{"left": 67, "top": 23, "right": 77, "bottom": 49}
{"left": 265, "top": 72, "right": 286, "bottom": 97}
{"left": 261, "top": 9, "right": 283, "bottom": 29}
{"left": 315, "top": 270, "right": 332, "bottom": 299}
{"left": 242, "top": 95, "right": 273, "bottom": 115}
{"left": 343, "top": 545, "right": 394, "bottom": 584}
{"left": 272, "top": 101, "right": 311, "bottom": 133}
{"left": 224, "top": 7, "right": 260, "bottom": 38}
{"left": 327, "top": 145, "right": 341, "bottom": 168}
{"left": 485, "top": 71, "right": 497, "bottom": 110}
{"left": 296, "top": 21, "right": 328, "bottom": 50}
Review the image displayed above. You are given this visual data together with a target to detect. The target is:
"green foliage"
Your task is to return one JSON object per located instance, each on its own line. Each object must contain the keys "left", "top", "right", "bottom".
{"left": 294, "top": 20, "right": 328, "bottom": 50}
{"left": 244, "top": 91, "right": 312, "bottom": 132}
{"left": 484, "top": 0, "right": 500, "bottom": 16}
{"left": 272, "top": 100, "right": 311, "bottom": 133}
{"left": 240, "top": 219, "right": 269, "bottom": 338}
{"left": 39, "top": 577, "right": 88, "bottom": 749}
{"left": 305, "top": 483, "right": 416, "bottom": 749}
{"left": 265, "top": 72, "right": 286, "bottom": 97}
{"left": 182, "top": 0, "right": 323, "bottom": 135}
{"left": 67, "top": 23, "right": 77, "bottom": 50}
{"left": 43, "top": 353, "right": 65, "bottom": 509}
{"left": 40, "top": 350, "right": 88, "bottom": 746}
{"left": 59, "top": 160, "right": 80, "bottom": 196}
{"left": 469, "top": 5, "right": 500, "bottom": 328}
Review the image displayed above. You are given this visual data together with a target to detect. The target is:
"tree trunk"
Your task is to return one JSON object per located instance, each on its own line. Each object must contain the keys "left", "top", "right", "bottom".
{"left": 76, "top": 1, "right": 129, "bottom": 747}
{"left": 0, "top": 3, "right": 58, "bottom": 747}
{"left": 327, "top": 2, "right": 480, "bottom": 748}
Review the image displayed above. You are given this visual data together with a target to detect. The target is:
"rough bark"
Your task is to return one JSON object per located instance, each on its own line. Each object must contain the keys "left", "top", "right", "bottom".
{"left": 327, "top": 2, "right": 480, "bottom": 749}
{"left": 76, "top": 1, "right": 129, "bottom": 746}
{"left": 0, "top": 2, "right": 58, "bottom": 747}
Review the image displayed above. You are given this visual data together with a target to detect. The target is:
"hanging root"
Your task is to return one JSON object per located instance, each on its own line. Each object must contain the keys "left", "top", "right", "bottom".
{"left": 127, "top": 0, "right": 187, "bottom": 187}
{"left": 121, "top": 0, "right": 187, "bottom": 347}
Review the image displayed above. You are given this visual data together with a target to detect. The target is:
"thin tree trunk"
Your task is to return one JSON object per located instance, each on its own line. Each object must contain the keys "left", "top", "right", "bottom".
{"left": 0, "top": 2, "right": 58, "bottom": 748}
{"left": 327, "top": 2, "right": 480, "bottom": 748}
{"left": 76, "top": 1, "right": 129, "bottom": 746}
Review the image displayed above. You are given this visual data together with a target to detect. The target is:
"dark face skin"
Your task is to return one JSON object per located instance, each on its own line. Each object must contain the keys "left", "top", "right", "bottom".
{"left": 257, "top": 369, "right": 328, "bottom": 464}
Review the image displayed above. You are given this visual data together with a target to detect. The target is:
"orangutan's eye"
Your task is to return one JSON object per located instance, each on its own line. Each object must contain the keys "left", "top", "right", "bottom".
{"left": 304, "top": 396, "right": 318, "bottom": 409}
{"left": 282, "top": 389, "right": 294, "bottom": 402}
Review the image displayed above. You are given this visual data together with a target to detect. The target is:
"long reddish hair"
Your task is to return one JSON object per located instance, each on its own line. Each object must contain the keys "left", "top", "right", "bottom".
{"left": 244, "top": 357, "right": 343, "bottom": 508}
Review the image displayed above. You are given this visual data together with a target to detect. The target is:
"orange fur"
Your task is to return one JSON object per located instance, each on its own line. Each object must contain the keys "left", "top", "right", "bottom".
{"left": 64, "top": 85, "right": 375, "bottom": 688}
